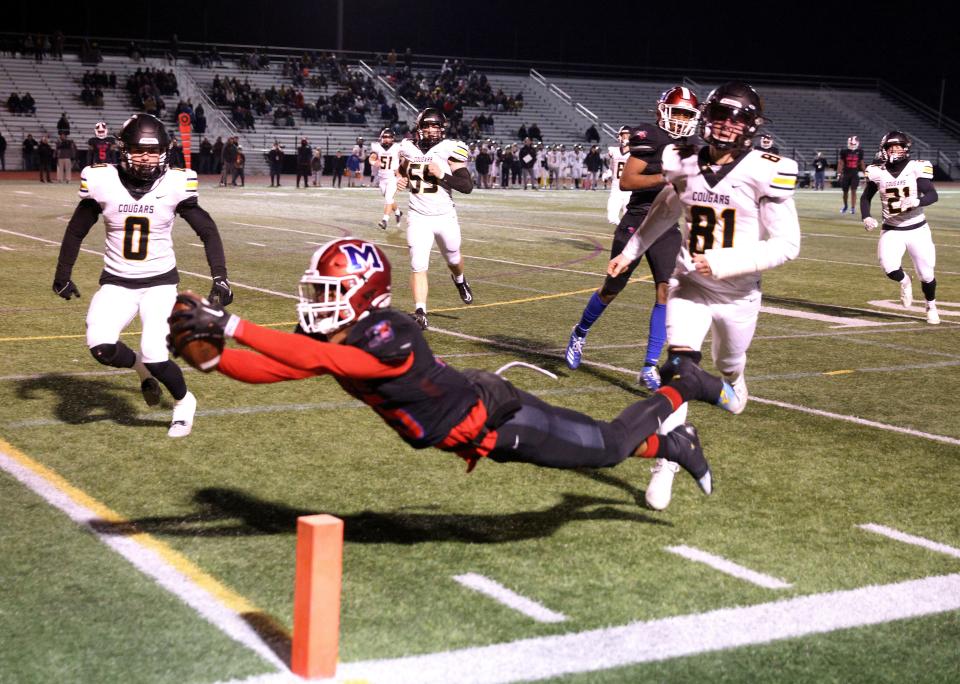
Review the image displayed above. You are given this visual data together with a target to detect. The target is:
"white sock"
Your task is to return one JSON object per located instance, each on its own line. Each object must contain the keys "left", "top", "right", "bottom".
{"left": 382, "top": 214, "right": 389, "bottom": 222}
{"left": 394, "top": 209, "right": 401, "bottom": 215}
{"left": 415, "top": 302, "right": 427, "bottom": 312}
{"left": 133, "top": 352, "right": 151, "bottom": 381}
{"left": 453, "top": 273, "right": 465, "bottom": 284}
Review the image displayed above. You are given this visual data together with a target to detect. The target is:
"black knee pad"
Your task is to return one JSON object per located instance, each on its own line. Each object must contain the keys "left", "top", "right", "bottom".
{"left": 885, "top": 268, "right": 905, "bottom": 282}
{"left": 921, "top": 278, "right": 937, "bottom": 301}
{"left": 89, "top": 342, "right": 136, "bottom": 368}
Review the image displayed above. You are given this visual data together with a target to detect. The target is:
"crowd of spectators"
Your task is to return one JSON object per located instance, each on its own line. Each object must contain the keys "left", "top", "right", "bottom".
{"left": 7, "top": 92, "right": 37, "bottom": 115}
{"left": 126, "top": 67, "right": 179, "bottom": 118}
{"left": 0, "top": 32, "right": 66, "bottom": 62}
{"left": 79, "top": 69, "right": 117, "bottom": 107}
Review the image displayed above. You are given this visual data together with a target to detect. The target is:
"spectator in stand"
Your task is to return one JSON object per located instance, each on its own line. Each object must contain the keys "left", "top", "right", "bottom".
{"left": 475, "top": 144, "right": 491, "bottom": 189}
{"left": 518, "top": 123, "right": 528, "bottom": 140}
{"left": 585, "top": 124, "right": 600, "bottom": 143}
{"left": 813, "top": 151, "right": 828, "bottom": 191}
{"left": 212, "top": 136, "right": 224, "bottom": 175}
{"left": 268, "top": 141, "right": 284, "bottom": 187}
{"left": 331, "top": 150, "right": 345, "bottom": 188}
{"left": 168, "top": 33, "right": 179, "bottom": 65}
{"left": 296, "top": 138, "right": 312, "bottom": 189}
{"left": 37, "top": 135, "right": 53, "bottom": 182}
{"left": 21, "top": 93, "right": 36, "bottom": 115}
{"left": 519, "top": 137, "right": 537, "bottom": 190}
{"left": 56, "top": 133, "right": 77, "bottom": 183}
{"left": 346, "top": 150, "right": 361, "bottom": 187}
{"left": 57, "top": 113, "right": 71, "bottom": 137}
{"left": 221, "top": 136, "right": 238, "bottom": 187}
{"left": 22, "top": 134, "right": 38, "bottom": 171}
{"left": 0, "top": 131, "right": 6, "bottom": 171}
{"left": 528, "top": 123, "right": 542, "bottom": 142}
{"left": 232, "top": 145, "right": 246, "bottom": 187}
{"left": 198, "top": 136, "right": 212, "bottom": 174}
{"left": 7, "top": 92, "right": 21, "bottom": 114}
{"left": 194, "top": 103, "right": 207, "bottom": 134}
{"left": 311, "top": 148, "right": 324, "bottom": 187}
{"left": 168, "top": 137, "right": 185, "bottom": 168}
{"left": 52, "top": 30, "right": 64, "bottom": 61}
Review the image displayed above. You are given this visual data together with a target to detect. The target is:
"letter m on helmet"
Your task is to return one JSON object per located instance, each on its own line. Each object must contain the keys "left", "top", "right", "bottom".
{"left": 339, "top": 242, "right": 384, "bottom": 273}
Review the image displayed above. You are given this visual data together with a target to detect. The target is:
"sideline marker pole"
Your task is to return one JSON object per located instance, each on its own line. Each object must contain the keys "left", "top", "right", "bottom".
{"left": 291, "top": 514, "right": 344, "bottom": 679}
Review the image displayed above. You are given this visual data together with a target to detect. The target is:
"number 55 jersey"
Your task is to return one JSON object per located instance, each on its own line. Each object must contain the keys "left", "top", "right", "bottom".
{"left": 397, "top": 138, "right": 470, "bottom": 216}
{"left": 864, "top": 158, "right": 934, "bottom": 229}
{"left": 79, "top": 163, "right": 198, "bottom": 282}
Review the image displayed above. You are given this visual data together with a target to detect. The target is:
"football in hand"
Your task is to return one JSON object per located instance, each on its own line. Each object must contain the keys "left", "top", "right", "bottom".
{"left": 170, "top": 291, "right": 224, "bottom": 372}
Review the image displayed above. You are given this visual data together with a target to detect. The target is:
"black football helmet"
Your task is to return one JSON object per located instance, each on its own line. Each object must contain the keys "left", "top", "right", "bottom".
{"left": 117, "top": 113, "right": 169, "bottom": 185}
{"left": 700, "top": 82, "right": 763, "bottom": 150}
{"left": 415, "top": 107, "right": 446, "bottom": 151}
{"left": 880, "top": 130, "right": 911, "bottom": 164}
{"left": 379, "top": 127, "right": 394, "bottom": 148}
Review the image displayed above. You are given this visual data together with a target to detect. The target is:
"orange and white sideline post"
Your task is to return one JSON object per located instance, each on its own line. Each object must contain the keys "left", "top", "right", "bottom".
{"left": 291, "top": 514, "right": 344, "bottom": 679}
{"left": 177, "top": 113, "right": 192, "bottom": 170}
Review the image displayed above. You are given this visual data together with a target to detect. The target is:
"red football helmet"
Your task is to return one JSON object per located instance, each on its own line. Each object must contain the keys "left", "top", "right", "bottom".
{"left": 296, "top": 238, "right": 392, "bottom": 335}
{"left": 657, "top": 86, "right": 700, "bottom": 138}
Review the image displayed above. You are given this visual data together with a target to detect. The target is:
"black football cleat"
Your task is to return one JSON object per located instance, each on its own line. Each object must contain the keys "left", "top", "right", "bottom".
{"left": 452, "top": 275, "right": 473, "bottom": 304}
{"left": 395, "top": 210, "right": 403, "bottom": 224}
{"left": 411, "top": 308, "right": 429, "bottom": 330}
{"left": 660, "top": 424, "right": 712, "bottom": 495}
{"left": 377, "top": 218, "right": 388, "bottom": 230}
{"left": 140, "top": 377, "right": 162, "bottom": 407}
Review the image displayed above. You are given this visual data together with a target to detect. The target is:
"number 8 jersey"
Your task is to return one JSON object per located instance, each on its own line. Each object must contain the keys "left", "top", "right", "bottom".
{"left": 79, "top": 164, "right": 198, "bottom": 280}
{"left": 864, "top": 159, "right": 933, "bottom": 229}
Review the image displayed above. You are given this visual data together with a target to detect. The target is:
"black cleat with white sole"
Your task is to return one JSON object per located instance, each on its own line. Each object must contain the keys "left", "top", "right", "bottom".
{"left": 452, "top": 276, "right": 473, "bottom": 304}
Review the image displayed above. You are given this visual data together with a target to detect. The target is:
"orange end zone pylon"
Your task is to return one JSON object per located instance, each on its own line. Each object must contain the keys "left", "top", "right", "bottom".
{"left": 291, "top": 514, "right": 344, "bottom": 679}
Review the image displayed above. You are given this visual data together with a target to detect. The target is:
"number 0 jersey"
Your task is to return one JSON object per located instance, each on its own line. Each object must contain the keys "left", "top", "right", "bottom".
{"left": 370, "top": 141, "right": 401, "bottom": 182}
{"left": 79, "top": 164, "right": 198, "bottom": 280}
{"left": 398, "top": 138, "right": 470, "bottom": 216}
{"left": 864, "top": 159, "right": 933, "bottom": 229}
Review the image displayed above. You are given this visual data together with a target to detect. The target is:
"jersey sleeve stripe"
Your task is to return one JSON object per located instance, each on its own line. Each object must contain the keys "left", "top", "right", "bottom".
{"left": 185, "top": 180, "right": 199, "bottom": 190}
{"left": 771, "top": 176, "right": 797, "bottom": 188}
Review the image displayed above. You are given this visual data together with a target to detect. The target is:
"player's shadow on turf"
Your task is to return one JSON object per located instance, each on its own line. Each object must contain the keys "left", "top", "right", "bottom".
{"left": 15, "top": 374, "right": 168, "bottom": 428}
{"left": 764, "top": 294, "right": 907, "bottom": 321}
{"left": 90, "top": 486, "right": 669, "bottom": 544}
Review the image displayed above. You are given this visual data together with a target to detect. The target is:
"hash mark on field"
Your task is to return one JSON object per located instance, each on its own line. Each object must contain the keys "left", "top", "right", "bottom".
{"left": 189, "top": 242, "right": 203, "bottom": 247}
{"left": 859, "top": 524, "right": 960, "bottom": 559}
{"left": 665, "top": 546, "right": 792, "bottom": 589}
{"left": 453, "top": 573, "right": 567, "bottom": 623}
{"left": 0, "top": 245, "right": 14, "bottom": 251}
{"left": 246, "top": 241, "right": 267, "bottom": 247}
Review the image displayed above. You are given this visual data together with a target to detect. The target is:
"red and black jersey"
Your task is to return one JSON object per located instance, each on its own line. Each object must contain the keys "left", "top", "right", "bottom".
{"left": 625, "top": 123, "right": 674, "bottom": 214}
{"left": 88, "top": 136, "right": 115, "bottom": 164}
{"left": 218, "top": 309, "right": 485, "bottom": 450}
{"left": 839, "top": 148, "right": 863, "bottom": 174}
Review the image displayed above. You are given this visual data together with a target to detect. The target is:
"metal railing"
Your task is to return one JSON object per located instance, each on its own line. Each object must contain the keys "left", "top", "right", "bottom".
{"left": 530, "top": 68, "right": 616, "bottom": 140}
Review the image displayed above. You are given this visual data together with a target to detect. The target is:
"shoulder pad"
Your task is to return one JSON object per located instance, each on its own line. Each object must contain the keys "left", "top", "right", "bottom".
{"left": 351, "top": 312, "right": 415, "bottom": 364}
{"left": 447, "top": 140, "right": 470, "bottom": 163}
{"left": 758, "top": 152, "right": 798, "bottom": 197}
{"left": 914, "top": 159, "right": 934, "bottom": 179}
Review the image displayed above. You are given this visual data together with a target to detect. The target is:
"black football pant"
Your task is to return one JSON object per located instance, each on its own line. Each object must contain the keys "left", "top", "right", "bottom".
{"left": 488, "top": 389, "right": 673, "bottom": 468}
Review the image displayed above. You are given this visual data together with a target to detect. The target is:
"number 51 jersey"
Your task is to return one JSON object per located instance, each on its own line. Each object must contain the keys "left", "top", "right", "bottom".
{"left": 865, "top": 159, "right": 933, "bottom": 229}
{"left": 79, "top": 164, "right": 198, "bottom": 281}
{"left": 668, "top": 146, "right": 800, "bottom": 297}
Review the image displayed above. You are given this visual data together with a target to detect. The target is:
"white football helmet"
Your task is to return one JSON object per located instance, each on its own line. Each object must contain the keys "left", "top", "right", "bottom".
{"left": 847, "top": 135, "right": 860, "bottom": 150}
{"left": 94, "top": 121, "right": 108, "bottom": 139}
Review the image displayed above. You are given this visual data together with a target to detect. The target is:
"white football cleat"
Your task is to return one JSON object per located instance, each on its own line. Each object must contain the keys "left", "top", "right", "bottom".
{"left": 927, "top": 302, "right": 941, "bottom": 325}
{"left": 899, "top": 274, "right": 913, "bottom": 308}
{"left": 645, "top": 458, "right": 679, "bottom": 511}
{"left": 168, "top": 391, "right": 197, "bottom": 438}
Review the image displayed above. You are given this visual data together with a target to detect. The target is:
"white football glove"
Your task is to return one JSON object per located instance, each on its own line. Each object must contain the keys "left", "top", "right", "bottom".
{"left": 863, "top": 217, "right": 878, "bottom": 232}
{"left": 899, "top": 195, "right": 920, "bottom": 211}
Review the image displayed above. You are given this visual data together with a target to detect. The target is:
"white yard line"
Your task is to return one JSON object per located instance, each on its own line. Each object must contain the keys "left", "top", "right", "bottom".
{"left": 453, "top": 574, "right": 567, "bottom": 623}
{"left": 859, "top": 524, "right": 960, "bottom": 559}
{"left": 0, "top": 447, "right": 286, "bottom": 672}
{"left": 334, "top": 573, "right": 960, "bottom": 684}
{"left": 760, "top": 305, "right": 911, "bottom": 328}
{"left": 664, "top": 546, "right": 792, "bottom": 589}
{"left": 246, "top": 242, "right": 268, "bottom": 247}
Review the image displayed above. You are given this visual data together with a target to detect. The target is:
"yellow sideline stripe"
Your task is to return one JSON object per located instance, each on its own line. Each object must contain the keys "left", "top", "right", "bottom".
{"left": 0, "top": 436, "right": 287, "bottom": 634}
{"left": 432, "top": 277, "right": 651, "bottom": 314}
{"left": 0, "top": 280, "right": 652, "bottom": 343}
{"left": 822, "top": 369, "right": 855, "bottom": 376}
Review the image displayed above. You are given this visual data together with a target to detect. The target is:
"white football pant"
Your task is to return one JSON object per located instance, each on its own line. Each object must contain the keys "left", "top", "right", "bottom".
{"left": 407, "top": 210, "right": 462, "bottom": 272}
{"left": 86, "top": 283, "right": 178, "bottom": 363}
{"left": 878, "top": 224, "right": 936, "bottom": 282}
{"left": 607, "top": 188, "right": 630, "bottom": 224}
{"left": 379, "top": 176, "right": 398, "bottom": 205}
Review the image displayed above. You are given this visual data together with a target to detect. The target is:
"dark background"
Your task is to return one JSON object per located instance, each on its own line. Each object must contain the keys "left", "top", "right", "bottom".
{"left": 7, "top": 0, "right": 958, "bottom": 121}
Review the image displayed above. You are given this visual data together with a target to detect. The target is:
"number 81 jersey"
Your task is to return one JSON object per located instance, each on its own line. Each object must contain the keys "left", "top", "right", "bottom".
{"left": 671, "top": 146, "right": 799, "bottom": 295}
{"left": 79, "top": 164, "right": 198, "bottom": 280}
{"left": 865, "top": 159, "right": 933, "bottom": 229}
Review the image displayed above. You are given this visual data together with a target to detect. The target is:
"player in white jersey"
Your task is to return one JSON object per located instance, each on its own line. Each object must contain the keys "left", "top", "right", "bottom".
{"left": 396, "top": 107, "right": 475, "bottom": 330}
{"left": 368, "top": 128, "right": 403, "bottom": 230}
{"left": 53, "top": 114, "right": 232, "bottom": 438}
{"left": 609, "top": 82, "right": 801, "bottom": 510}
{"left": 606, "top": 126, "right": 631, "bottom": 224}
{"left": 860, "top": 131, "right": 941, "bottom": 324}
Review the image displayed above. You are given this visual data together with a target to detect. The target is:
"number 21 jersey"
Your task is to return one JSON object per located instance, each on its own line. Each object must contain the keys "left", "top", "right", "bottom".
{"left": 864, "top": 159, "right": 933, "bottom": 229}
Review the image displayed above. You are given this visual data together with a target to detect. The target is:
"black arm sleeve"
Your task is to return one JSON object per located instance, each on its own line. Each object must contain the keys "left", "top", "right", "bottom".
{"left": 55, "top": 198, "right": 101, "bottom": 281}
{"left": 438, "top": 167, "right": 473, "bottom": 194}
{"left": 917, "top": 178, "right": 938, "bottom": 207}
{"left": 859, "top": 181, "right": 878, "bottom": 218}
{"left": 177, "top": 197, "right": 228, "bottom": 279}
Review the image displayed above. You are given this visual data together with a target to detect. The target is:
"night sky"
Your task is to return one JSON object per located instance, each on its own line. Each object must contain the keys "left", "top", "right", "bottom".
{"left": 8, "top": 0, "right": 959, "bottom": 121}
